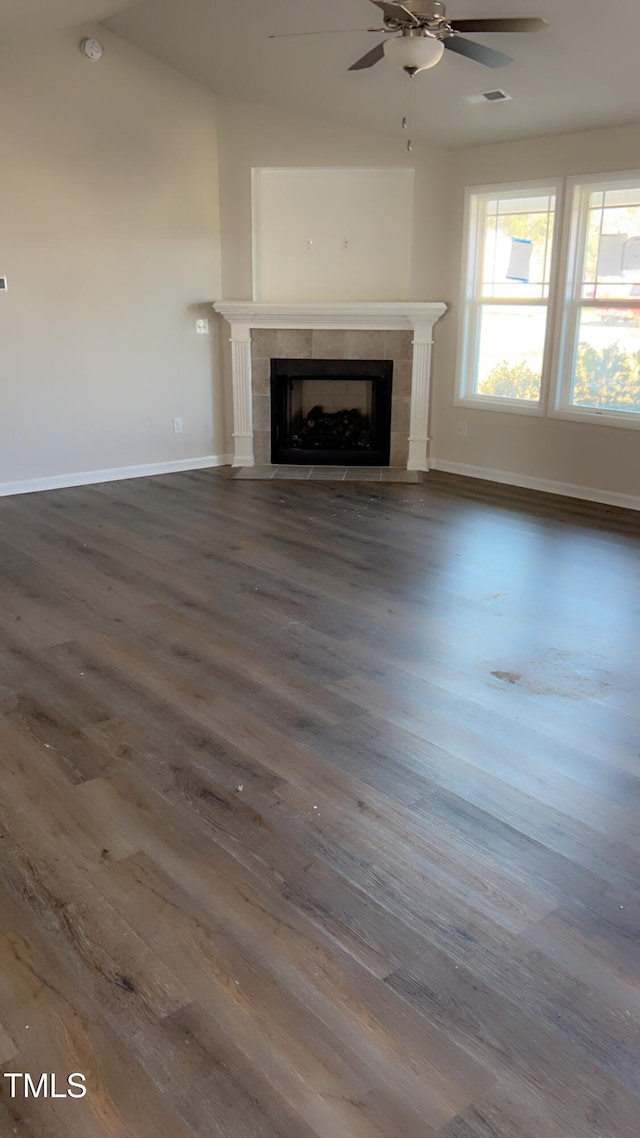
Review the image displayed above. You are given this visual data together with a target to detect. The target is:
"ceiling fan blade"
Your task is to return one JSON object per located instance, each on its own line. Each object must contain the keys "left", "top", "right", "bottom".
{"left": 369, "top": 1, "right": 421, "bottom": 25}
{"left": 444, "top": 35, "right": 513, "bottom": 68}
{"left": 269, "top": 28, "right": 377, "bottom": 38}
{"left": 348, "top": 41, "right": 387, "bottom": 70}
{"left": 450, "top": 18, "right": 548, "bottom": 34}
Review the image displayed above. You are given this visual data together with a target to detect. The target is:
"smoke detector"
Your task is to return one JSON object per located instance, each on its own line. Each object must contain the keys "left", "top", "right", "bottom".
{"left": 463, "top": 89, "right": 512, "bottom": 103}
{"left": 80, "top": 38, "right": 104, "bottom": 63}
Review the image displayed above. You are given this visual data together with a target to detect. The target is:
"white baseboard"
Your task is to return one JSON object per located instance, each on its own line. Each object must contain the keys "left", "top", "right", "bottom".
{"left": 0, "top": 455, "right": 233, "bottom": 499}
{"left": 430, "top": 459, "right": 640, "bottom": 513}
{"left": 5, "top": 453, "right": 637, "bottom": 512}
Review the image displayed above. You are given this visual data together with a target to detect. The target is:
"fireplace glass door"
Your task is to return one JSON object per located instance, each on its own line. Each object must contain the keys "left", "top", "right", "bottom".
{"left": 271, "top": 358, "right": 392, "bottom": 466}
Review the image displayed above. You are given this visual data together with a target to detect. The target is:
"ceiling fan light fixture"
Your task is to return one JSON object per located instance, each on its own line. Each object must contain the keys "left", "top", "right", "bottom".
{"left": 384, "top": 30, "right": 445, "bottom": 73}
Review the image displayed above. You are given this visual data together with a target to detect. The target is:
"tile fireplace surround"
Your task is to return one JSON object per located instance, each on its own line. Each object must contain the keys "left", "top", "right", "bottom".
{"left": 212, "top": 302, "right": 447, "bottom": 471}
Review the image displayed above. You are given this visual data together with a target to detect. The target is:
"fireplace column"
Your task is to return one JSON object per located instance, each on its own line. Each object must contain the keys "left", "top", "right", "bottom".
{"left": 408, "top": 319, "right": 436, "bottom": 472}
{"left": 229, "top": 323, "right": 254, "bottom": 467}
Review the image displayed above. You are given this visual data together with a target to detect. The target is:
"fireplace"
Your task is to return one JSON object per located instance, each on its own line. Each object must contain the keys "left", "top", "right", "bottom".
{"left": 212, "top": 302, "right": 447, "bottom": 471}
{"left": 271, "top": 358, "right": 392, "bottom": 466}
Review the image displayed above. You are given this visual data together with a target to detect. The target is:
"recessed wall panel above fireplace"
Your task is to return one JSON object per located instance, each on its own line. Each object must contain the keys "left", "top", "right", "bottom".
{"left": 252, "top": 168, "right": 414, "bottom": 303}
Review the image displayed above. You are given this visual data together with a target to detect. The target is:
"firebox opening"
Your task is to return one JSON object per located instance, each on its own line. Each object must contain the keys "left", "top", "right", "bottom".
{"left": 271, "top": 358, "right": 392, "bottom": 466}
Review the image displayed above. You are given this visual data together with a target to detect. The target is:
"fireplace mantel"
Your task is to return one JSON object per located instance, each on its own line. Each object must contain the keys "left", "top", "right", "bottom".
{"left": 212, "top": 301, "right": 447, "bottom": 470}
{"left": 213, "top": 301, "right": 446, "bottom": 333}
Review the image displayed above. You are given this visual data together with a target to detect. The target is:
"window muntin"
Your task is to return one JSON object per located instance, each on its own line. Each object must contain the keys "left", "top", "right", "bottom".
{"left": 481, "top": 194, "right": 555, "bottom": 301}
{"left": 580, "top": 185, "right": 640, "bottom": 300}
{"left": 460, "top": 186, "right": 557, "bottom": 406}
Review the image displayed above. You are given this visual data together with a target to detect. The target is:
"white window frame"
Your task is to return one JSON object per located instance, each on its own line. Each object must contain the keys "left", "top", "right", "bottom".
{"left": 550, "top": 169, "right": 640, "bottom": 431}
{"left": 456, "top": 179, "right": 562, "bottom": 417}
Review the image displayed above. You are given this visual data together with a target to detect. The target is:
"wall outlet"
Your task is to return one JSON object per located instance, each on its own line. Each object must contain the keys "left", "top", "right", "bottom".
{"left": 172, "top": 417, "right": 183, "bottom": 434}
{"left": 195, "top": 318, "right": 209, "bottom": 335}
{"left": 457, "top": 420, "right": 468, "bottom": 438}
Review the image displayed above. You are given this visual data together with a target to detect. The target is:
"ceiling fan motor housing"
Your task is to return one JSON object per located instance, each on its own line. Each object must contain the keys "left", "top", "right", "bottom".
{"left": 414, "top": 0, "right": 447, "bottom": 20}
{"left": 382, "top": 0, "right": 449, "bottom": 30}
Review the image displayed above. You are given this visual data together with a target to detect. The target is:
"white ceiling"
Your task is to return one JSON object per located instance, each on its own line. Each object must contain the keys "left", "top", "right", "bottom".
{"left": 0, "top": 0, "right": 135, "bottom": 36}
{"left": 104, "top": 0, "right": 640, "bottom": 149}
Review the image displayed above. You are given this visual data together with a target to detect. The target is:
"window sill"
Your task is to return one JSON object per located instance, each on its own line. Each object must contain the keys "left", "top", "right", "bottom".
{"left": 549, "top": 406, "right": 640, "bottom": 431}
{"left": 455, "top": 394, "right": 544, "bottom": 417}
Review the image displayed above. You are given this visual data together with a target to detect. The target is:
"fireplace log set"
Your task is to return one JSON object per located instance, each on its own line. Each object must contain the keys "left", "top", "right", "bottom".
{"left": 289, "top": 405, "right": 373, "bottom": 452}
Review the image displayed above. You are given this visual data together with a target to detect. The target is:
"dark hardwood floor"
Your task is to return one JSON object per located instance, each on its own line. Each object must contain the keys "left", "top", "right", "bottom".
{"left": 0, "top": 468, "right": 638, "bottom": 1137}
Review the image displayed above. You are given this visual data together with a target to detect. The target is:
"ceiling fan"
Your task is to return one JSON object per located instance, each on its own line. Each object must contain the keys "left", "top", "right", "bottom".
{"left": 271, "top": 1, "right": 548, "bottom": 77}
{"left": 355, "top": 1, "right": 547, "bottom": 74}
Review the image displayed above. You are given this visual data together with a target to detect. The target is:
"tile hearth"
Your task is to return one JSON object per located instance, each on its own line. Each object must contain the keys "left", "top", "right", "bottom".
{"left": 231, "top": 466, "right": 423, "bottom": 482}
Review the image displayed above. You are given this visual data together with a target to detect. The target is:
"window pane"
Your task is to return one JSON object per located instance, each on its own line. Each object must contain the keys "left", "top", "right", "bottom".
{"left": 599, "top": 186, "right": 640, "bottom": 208}
{"left": 582, "top": 183, "right": 640, "bottom": 298}
{"left": 570, "top": 308, "right": 640, "bottom": 413}
{"left": 475, "top": 305, "right": 547, "bottom": 400}
{"left": 481, "top": 193, "right": 555, "bottom": 300}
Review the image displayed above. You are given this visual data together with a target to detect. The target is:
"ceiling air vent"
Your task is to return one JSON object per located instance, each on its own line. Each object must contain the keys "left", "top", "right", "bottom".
{"left": 463, "top": 89, "right": 512, "bottom": 104}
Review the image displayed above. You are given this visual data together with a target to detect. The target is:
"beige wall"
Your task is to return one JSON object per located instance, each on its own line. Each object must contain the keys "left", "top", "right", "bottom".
{"left": 431, "top": 123, "right": 640, "bottom": 504}
{"left": 0, "top": 26, "right": 223, "bottom": 490}
{"left": 215, "top": 95, "right": 449, "bottom": 303}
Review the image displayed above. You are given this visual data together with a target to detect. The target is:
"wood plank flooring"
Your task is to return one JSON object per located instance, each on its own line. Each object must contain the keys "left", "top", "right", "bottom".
{"left": 0, "top": 468, "right": 638, "bottom": 1137}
